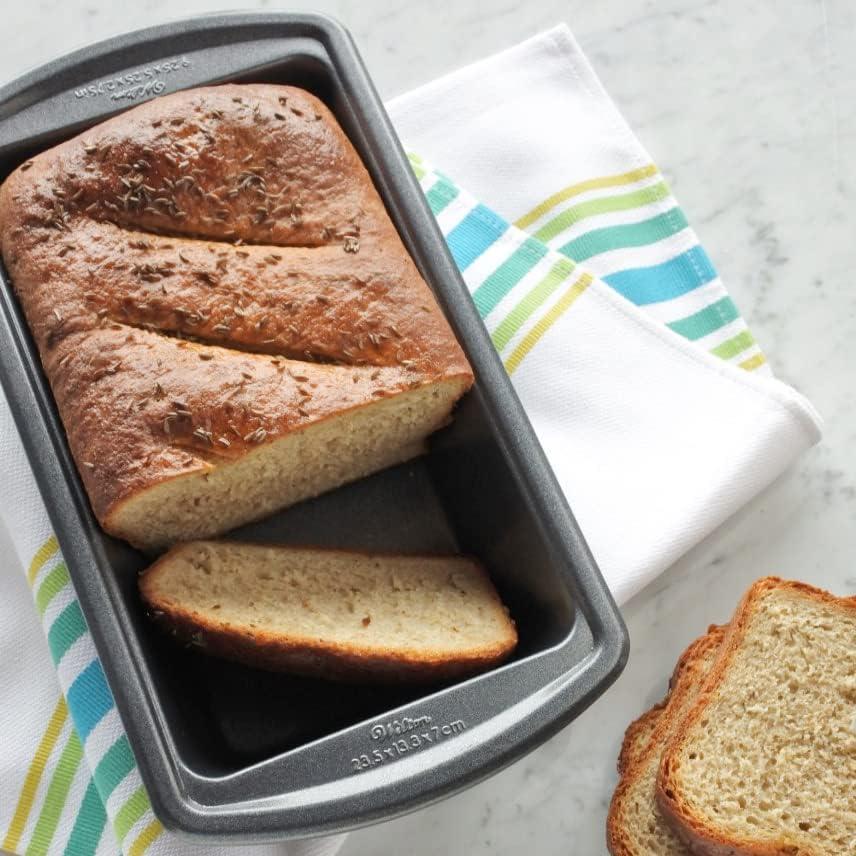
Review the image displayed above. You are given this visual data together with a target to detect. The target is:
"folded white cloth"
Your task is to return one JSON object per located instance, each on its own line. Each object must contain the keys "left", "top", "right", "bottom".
{"left": 387, "top": 25, "right": 821, "bottom": 602}
{"left": 390, "top": 24, "right": 769, "bottom": 373}
{"left": 0, "top": 23, "right": 820, "bottom": 856}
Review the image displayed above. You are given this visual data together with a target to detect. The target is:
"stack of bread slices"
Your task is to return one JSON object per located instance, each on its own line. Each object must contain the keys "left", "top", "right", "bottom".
{"left": 607, "top": 577, "right": 856, "bottom": 856}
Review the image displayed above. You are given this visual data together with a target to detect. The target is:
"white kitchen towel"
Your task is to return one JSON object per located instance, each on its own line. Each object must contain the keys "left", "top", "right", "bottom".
{"left": 0, "top": 409, "right": 347, "bottom": 856}
{"left": 0, "top": 22, "right": 820, "bottom": 856}
{"left": 398, "top": 155, "right": 819, "bottom": 601}
{"left": 389, "top": 24, "right": 768, "bottom": 372}
{"left": 387, "top": 24, "right": 821, "bottom": 598}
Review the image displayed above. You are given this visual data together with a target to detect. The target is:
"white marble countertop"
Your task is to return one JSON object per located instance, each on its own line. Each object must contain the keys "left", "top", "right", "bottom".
{"left": 2, "top": 1, "right": 854, "bottom": 854}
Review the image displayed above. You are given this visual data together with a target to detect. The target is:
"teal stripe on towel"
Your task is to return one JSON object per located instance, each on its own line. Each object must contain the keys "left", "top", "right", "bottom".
{"left": 558, "top": 208, "right": 689, "bottom": 262}
{"left": 472, "top": 237, "right": 549, "bottom": 318}
{"left": 425, "top": 176, "right": 460, "bottom": 215}
{"left": 668, "top": 297, "right": 740, "bottom": 340}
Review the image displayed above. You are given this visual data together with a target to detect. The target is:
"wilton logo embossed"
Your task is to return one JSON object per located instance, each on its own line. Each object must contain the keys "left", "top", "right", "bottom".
{"left": 350, "top": 716, "right": 466, "bottom": 773}
{"left": 370, "top": 715, "right": 433, "bottom": 742}
{"left": 73, "top": 57, "right": 192, "bottom": 102}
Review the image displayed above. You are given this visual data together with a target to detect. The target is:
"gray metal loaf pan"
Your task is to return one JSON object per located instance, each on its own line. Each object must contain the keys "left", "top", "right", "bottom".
{"left": 0, "top": 12, "right": 628, "bottom": 843}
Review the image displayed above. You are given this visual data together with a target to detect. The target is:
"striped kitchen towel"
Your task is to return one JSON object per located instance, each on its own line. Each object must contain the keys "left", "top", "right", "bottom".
{"left": 413, "top": 157, "right": 763, "bottom": 371}
{"left": 388, "top": 24, "right": 820, "bottom": 599}
{"left": 398, "top": 156, "right": 818, "bottom": 599}
{"left": 389, "top": 24, "right": 766, "bottom": 372}
{"left": 0, "top": 23, "right": 820, "bottom": 856}
{"left": 0, "top": 424, "right": 345, "bottom": 856}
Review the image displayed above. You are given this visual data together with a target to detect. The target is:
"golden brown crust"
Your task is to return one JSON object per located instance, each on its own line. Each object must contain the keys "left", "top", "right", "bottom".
{"left": 0, "top": 84, "right": 472, "bottom": 534}
{"left": 655, "top": 578, "right": 856, "bottom": 856}
{"left": 139, "top": 541, "right": 518, "bottom": 684}
{"left": 617, "top": 704, "right": 665, "bottom": 776}
{"left": 616, "top": 622, "right": 729, "bottom": 778}
{"left": 607, "top": 625, "right": 727, "bottom": 856}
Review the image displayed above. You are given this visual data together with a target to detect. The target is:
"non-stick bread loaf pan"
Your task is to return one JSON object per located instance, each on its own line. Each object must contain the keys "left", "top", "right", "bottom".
{"left": 0, "top": 12, "right": 628, "bottom": 842}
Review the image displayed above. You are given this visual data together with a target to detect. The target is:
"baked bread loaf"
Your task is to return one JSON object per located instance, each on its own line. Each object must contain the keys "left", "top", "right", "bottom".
{"left": 607, "top": 625, "right": 725, "bottom": 855}
{"left": 657, "top": 578, "right": 856, "bottom": 855}
{"left": 0, "top": 84, "right": 472, "bottom": 550}
{"left": 139, "top": 541, "right": 517, "bottom": 683}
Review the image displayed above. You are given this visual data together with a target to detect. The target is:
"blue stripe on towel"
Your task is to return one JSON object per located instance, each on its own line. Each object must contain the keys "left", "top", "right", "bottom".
{"left": 603, "top": 246, "right": 717, "bottom": 305}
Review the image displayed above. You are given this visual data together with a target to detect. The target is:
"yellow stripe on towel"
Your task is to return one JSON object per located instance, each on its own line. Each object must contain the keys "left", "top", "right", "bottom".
{"left": 505, "top": 274, "right": 592, "bottom": 374}
{"left": 514, "top": 164, "right": 659, "bottom": 230}
{"left": 2, "top": 697, "right": 68, "bottom": 852}
{"left": 27, "top": 535, "right": 59, "bottom": 588}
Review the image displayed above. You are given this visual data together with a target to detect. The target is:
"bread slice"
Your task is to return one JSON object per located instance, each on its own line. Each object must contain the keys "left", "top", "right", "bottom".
{"left": 607, "top": 626, "right": 726, "bottom": 855}
{"left": 617, "top": 704, "right": 665, "bottom": 778}
{"left": 615, "top": 624, "right": 728, "bottom": 779}
{"left": 657, "top": 578, "right": 856, "bottom": 856}
{"left": 139, "top": 541, "right": 517, "bottom": 683}
{"left": 0, "top": 84, "right": 473, "bottom": 550}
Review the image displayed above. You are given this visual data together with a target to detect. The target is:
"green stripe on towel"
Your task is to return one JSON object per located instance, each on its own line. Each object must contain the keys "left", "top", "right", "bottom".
{"left": 534, "top": 181, "right": 670, "bottom": 243}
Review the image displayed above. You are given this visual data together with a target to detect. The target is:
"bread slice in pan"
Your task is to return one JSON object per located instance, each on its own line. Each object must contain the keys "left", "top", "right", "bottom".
{"left": 0, "top": 84, "right": 473, "bottom": 550}
{"left": 657, "top": 578, "right": 856, "bottom": 856}
{"left": 139, "top": 541, "right": 518, "bottom": 683}
{"left": 607, "top": 625, "right": 726, "bottom": 855}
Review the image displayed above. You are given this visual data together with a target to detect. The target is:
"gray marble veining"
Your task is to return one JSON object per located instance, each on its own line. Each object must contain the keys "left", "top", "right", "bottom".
{"left": 1, "top": 1, "right": 854, "bottom": 854}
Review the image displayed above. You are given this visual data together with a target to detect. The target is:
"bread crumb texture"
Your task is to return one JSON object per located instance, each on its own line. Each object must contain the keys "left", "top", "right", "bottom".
{"left": 0, "top": 84, "right": 473, "bottom": 550}
{"left": 607, "top": 627, "right": 725, "bottom": 856}
{"left": 140, "top": 542, "right": 517, "bottom": 682}
{"left": 660, "top": 580, "right": 856, "bottom": 855}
